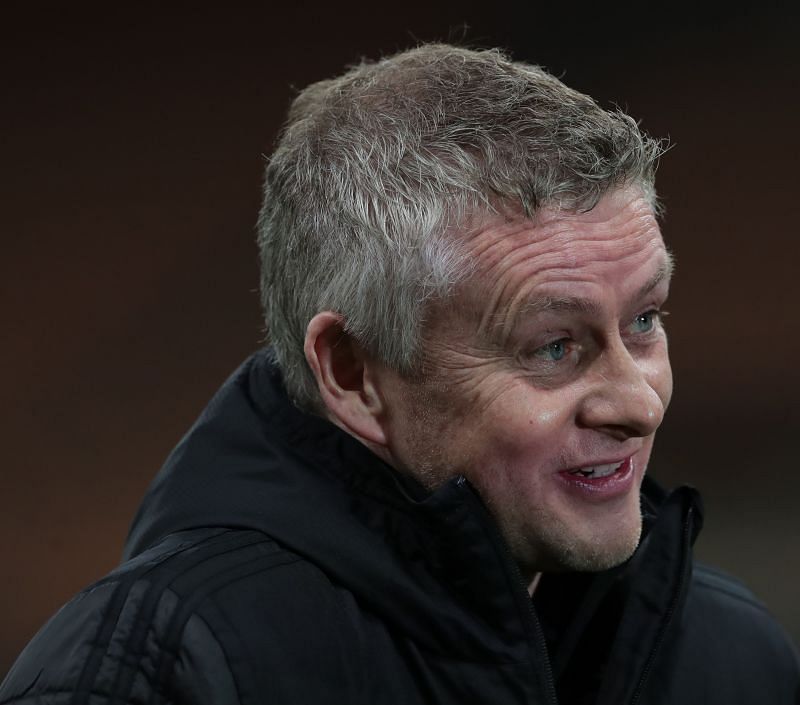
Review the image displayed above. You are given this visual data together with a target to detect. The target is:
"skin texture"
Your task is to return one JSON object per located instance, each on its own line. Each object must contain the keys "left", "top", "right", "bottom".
{"left": 306, "top": 187, "right": 673, "bottom": 580}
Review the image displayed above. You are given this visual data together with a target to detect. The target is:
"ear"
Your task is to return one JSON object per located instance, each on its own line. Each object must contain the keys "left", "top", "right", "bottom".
{"left": 304, "top": 312, "right": 388, "bottom": 447}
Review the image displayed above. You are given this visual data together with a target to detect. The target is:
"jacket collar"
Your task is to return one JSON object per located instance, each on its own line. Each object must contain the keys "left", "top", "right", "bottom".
{"left": 124, "top": 349, "right": 703, "bottom": 673}
{"left": 124, "top": 350, "right": 531, "bottom": 657}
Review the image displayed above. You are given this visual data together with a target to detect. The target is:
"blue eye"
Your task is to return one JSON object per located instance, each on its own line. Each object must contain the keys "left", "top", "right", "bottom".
{"left": 535, "top": 339, "right": 568, "bottom": 361}
{"left": 632, "top": 310, "right": 659, "bottom": 333}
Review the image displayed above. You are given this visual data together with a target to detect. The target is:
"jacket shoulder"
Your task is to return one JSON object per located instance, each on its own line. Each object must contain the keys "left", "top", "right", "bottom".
{"left": 0, "top": 528, "right": 360, "bottom": 705}
{"left": 692, "top": 562, "right": 772, "bottom": 609}
{"left": 688, "top": 561, "right": 797, "bottom": 649}
{"left": 655, "top": 561, "right": 800, "bottom": 704}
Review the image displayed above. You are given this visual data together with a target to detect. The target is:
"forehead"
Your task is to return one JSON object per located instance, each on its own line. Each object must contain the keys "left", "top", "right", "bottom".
{"left": 470, "top": 189, "right": 661, "bottom": 270}
{"left": 452, "top": 188, "right": 668, "bottom": 325}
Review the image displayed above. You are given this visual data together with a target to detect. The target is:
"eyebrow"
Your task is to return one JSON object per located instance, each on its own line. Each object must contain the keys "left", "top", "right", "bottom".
{"left": 513, "top": 252, "right": 676, "bottom": 320}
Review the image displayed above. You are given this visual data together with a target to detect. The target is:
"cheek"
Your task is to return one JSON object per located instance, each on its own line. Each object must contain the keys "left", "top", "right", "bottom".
{"left": 645, "top": 345, "right": 673, "bottom": 410}
{"left": 477, "top": 385, "right": 577, "bottom": 460}
{"left": 661, "top": 364, "right": 674, "bottom": 409}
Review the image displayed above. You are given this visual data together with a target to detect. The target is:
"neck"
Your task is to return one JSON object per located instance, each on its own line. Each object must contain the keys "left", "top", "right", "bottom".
{"left": 528, "top": 572, "right": 543, "bottom": 596}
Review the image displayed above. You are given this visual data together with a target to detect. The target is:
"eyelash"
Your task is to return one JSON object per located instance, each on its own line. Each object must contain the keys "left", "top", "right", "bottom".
{"left": 630, "top": 308, "right": 669, "bottom": 335}
{"left": 529, "top": 308, "right": 669, "bottom": 365}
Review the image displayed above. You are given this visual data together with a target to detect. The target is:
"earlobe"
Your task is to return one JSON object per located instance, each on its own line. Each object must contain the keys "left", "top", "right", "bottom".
{"left": 304, "top": 312, "right": 388, "bottom": 447}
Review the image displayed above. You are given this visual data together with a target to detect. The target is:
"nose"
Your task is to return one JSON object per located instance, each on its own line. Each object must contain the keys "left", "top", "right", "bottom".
{"left": 577, "top": 340, "right": 668, "bottom": 440}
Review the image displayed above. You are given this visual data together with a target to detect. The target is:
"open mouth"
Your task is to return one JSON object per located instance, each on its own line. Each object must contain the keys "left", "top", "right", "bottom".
{"left": 567, "top": 460, "right": 626, "bottom": 479}
{"left": 557, "top": 456, "right": 635, "bottom": 500}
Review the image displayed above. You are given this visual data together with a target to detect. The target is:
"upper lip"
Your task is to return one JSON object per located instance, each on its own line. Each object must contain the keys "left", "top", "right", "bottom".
{"left": 559, "top": 455, "right": 633, "bottom": 472}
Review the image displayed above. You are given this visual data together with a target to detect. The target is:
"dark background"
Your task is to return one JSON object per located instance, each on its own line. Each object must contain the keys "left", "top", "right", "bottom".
{"left": 2, "top": 2, "right": 799, "bottom": 675}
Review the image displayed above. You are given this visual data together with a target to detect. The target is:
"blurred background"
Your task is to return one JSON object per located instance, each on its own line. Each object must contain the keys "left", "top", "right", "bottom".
{"left": 2, "top": 1, "right": 798, "bottom": 675}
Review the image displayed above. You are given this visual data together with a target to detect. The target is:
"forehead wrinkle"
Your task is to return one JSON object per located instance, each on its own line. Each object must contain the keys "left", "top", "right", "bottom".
{"left": 491, "top": 246, "right": 672, "bottom": 340}
{"left": 522, "top": 295, "right": 601, "bottom": 316}
{"left": 466, "top": 235, "right": 551, "bottom": 335}
{"left": 463, "top": 219, "right": 538, "bottom": 266}
{"left": 465, "top": 224, "right": 598, "bottom": 319}
{"left": 461, "top": 196, "right": 657, "bottom": 285}
{"left": 456, "top": 194, "right": 666, "bottom": 342}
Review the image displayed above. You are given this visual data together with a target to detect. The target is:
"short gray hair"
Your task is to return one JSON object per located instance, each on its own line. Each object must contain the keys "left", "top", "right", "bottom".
{"left": 257, "top": 44, "right": 665, "bottom": 410}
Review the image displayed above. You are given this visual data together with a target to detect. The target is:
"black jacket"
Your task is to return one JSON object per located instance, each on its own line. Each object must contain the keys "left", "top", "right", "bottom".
{"left": 2, "top": 350, "right": 799, "bottom": 704}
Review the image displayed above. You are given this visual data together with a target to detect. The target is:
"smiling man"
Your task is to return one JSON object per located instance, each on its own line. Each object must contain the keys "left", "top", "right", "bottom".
{"left": 2, "top": 44, "right": 798, "bottom": 705}
{"left": 305, "top": 186, "right": 673, "bottom": 591}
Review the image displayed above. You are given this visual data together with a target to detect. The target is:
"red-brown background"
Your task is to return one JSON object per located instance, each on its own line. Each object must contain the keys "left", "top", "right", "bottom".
{"left": 3, "top": 2, "right": 799, "bottom": 674}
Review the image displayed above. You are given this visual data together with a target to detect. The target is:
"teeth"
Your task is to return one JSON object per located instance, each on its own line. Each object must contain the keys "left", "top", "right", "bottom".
{"left": 569, "top": 461, "right": 622, "bottom": 479}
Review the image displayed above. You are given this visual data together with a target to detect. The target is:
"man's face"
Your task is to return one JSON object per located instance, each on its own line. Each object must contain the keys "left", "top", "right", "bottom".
{"left": 378, "top": 187, "right": 673, "bottom": 575}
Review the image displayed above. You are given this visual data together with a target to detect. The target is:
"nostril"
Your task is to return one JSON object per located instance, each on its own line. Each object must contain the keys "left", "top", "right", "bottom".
{"left": 577, "top": 383, "right": 664, "bottom": 439}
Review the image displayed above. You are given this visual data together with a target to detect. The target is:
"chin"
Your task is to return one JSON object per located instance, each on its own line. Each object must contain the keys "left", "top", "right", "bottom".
{"left": 556, "top": 520, "right": 642, "bottom": 572}
{"left": 512, "top": 509, "right": 643, "bottom": 575}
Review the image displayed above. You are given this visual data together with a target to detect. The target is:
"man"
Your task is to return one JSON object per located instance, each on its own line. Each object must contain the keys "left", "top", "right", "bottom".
{"left": 2, "top": 44, "right": 798, "bottom": 704}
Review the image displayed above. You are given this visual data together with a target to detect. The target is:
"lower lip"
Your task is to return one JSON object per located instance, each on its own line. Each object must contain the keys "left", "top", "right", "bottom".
{"left": 556, "top": 457, "right": 636, "bottom": 502}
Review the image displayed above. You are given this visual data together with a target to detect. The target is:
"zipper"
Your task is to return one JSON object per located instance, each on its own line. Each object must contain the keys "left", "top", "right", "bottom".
{"left": 455, "top": 477, "right": 559, "bottom": 705}
{"left": 503, "top": 541, "right": 559, "bottom": 705}
{"left": 628, "top": 505, "right": 694, "bottom": 705}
